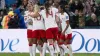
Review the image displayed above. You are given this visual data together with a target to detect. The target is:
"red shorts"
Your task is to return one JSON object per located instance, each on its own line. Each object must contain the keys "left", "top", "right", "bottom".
{"left": 65, "top": 33, "right": 72, "bottom": 39}
{"left": 59, "top": 33, "right": 65, "bottom": 40}
{"left": 32, "top": 30, "right": 46, "bottom": 39}
{"left": 46, "top": 27, "right": 58, "bottom": 39}
{"left": 27, "top": 29, "right": 33, "bottom": 38}
{"left": 65, "top": 33, "right": 72, "bottom": 44}
{"left": 59, "top": 33, "right": 72, "bottom": 44}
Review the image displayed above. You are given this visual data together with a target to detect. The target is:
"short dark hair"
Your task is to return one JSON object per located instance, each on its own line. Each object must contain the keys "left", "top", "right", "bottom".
{"left": 59, "top": 5, "right": 66, "bottom": 12}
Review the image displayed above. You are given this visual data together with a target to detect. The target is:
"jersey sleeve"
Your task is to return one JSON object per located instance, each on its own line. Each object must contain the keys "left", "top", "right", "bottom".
{"left": 39, "top": 10, "right": 45, "bottom": 19}
{"left": 65, "top": 13, "right": 69, "bottom": 21}
{"left": 53, "top": 7, "right": 58, "bottom": 13}
{"left": 39, "top": 10, "right": 45, "bottom": 15}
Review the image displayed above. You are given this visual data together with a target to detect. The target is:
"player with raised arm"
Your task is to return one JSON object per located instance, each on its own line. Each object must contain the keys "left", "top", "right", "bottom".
{"left": 39, "top": 0, "right": 60, "bottom": 56}
{"left": 24, "top": 3, "right": 34, "bottom": 56}
{"left": 28, "top": 3, "right": 48, "bottom": 56}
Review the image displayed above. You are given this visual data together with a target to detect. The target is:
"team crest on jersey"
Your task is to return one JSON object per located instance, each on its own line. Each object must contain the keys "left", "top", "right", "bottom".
{"left": 66, "top": 16, "right": 69, "bottom": 19}
{"left": 27, "top": 19, "right": 33, "bottom": 25}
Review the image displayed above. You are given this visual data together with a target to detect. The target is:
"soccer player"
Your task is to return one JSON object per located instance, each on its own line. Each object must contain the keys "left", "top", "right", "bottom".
{"left": 29, "top": 3, "right": 47, "bottom": 56}
{"left": 39, "top": 0, "right": 61, "bottom": 56}
{"left": 24, "top": 3, "right": 34, "bottom": 56}
{"left": 56, "top": 5, "right": 73, "bottom": 56}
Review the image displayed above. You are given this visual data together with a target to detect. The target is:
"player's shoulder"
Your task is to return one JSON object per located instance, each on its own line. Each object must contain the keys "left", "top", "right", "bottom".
{"left": 40, "top": 9, "right": 46, "bottom": 12}
{"left": 52, "top": 7, "right": 58, "bottom": 10}
{"left": 39, "top": 9, "right": 45, "bottom": 14}
{"left": 52, "top": 7, "right": 58, "bottom": 12}
{"left": 25, "top": 11, "right": 29, "bottom": 14}
{"left": 63, "top": 12, "right": 69, "bottom": 20}
{"left": 64, "top": 12, "right": 69, "bottom": 16}
{"left": 64, "top": 12, "right": 68, "bottom": 15}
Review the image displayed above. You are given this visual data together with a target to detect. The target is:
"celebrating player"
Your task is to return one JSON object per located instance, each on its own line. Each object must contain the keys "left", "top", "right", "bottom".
{"left": 39, "top": 0, "right": 61, "bottom": 56}
{"left": 24, "top": 3, "right": 34, "bottom": 56}
{"left": 56, "top": 5, "right": 73, "bottom": 56}
{"left": 28, "top": 3, "right": 48, "bottom": 56}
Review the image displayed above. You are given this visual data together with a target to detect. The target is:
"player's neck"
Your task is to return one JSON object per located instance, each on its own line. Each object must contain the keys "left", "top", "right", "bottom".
{"left": 61, "top": 11, "right": 64, "bottom": 15}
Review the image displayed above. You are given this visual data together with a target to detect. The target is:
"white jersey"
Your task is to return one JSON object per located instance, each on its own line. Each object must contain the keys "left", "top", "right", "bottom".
{"left": 24, "top": 11, "right": 33, "bottom": 30}
{"left": 40, "top": 6, "right": 58, "bottom": 29}
{"left": 24, "top": 11, "right": 45, "bottom": 30}
{"left": 32, "top": 13, "right": 45, "bottom": 30}
{"left": 57, "top": 12, "right": 72, "bottom": 34}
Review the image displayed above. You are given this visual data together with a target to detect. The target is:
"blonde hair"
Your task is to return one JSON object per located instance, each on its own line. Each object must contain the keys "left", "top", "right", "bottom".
{"left": 34, "top": 4, "right": 40, "bottom": 13}
{"left": 8, "top": 11, "right": 14, "bottom": 16}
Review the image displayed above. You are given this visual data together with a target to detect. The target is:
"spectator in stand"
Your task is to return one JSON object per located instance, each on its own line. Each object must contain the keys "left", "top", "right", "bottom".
{"left": 70, "top": 0, "right": 84, "bottom": 12}
{"left": 78, "top": 13, "right": 85, "bottom": 29}
{"left": 19, "top": 0, "right": 28, "bottom": 15}
{"left": 16, "top": 0, "right": 22, "bottom": 8}
{"left": 39, "top": 0, "right": 46, "bottom": 5}
{"left": 28, "top": 0, "right": 39, "bottom": 4}
{"left": 70, "top": 0, "right": 79, "bottom": 13}
{"left": 8, "top": 11, "right": 20, "bottom": 28}
{"left": 11, "top": 4, "right": 17, "bottom": 11}
{"left": 22, "top": 0, "right": 28, "bottom": 8}
{"left": 5, "top": 0, "right": 17, "bottom": 8}
{"left": 86, "top": 13, "right": 99, "bottom": 26}
{"left": 94, "top": 2, "right": 100, "bottom": 17}
{"left": 1, "top": 11, "right": 14, "bottom": 29}
{"left": 0, "top": 10, "right": 4, "bottom": 27}
{"left": 0, "top": 0, "right": 5, "bottom": 10}
{"left": 70, "top": 9, "right": 79, "bottom": 28}
{"left": 77, "top": 0, "right": 84, "bottom": 14}
{"left": 14, "top": 9, "right": 26, "bottom": 28}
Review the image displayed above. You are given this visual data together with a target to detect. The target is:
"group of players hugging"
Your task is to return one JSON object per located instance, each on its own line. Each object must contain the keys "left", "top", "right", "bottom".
{"left": 24, "top": 0, "right": 73, "bottom": 56}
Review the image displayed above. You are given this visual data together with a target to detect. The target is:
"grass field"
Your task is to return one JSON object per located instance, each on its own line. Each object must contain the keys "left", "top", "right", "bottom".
{"left": 0, "top": 53, "right": 100, "bottom": 56}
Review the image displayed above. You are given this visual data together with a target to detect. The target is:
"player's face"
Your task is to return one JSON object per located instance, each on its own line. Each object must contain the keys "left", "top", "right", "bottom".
{"left": 27, "top": 4, "right": 34, "bottom": 11}
{"left": 58, "top": 6, "right": 62, "bottom": 13}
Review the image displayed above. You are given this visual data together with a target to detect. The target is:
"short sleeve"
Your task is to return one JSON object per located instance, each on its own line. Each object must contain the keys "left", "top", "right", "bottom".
{"left": 39, "top": 10, "right": 46, "bottom": 19}
{"left": 52, "top": 7, "right": 58, "bottom": 14}
{"left": 64, "top": 13, "right": 69, "bottom": 21}
{"left": 39, "top": 10, "right": 45, "bottom": 15}
{"left": 54, "top": 8, "right": 58, "bottom": 13}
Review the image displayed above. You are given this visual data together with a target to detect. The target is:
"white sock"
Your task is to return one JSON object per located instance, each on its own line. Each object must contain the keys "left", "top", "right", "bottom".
{"left": 60, "top": 47, "right": 65, "bottom": 56}
{"left": 29, "top": 46, "right": 33, "bottom": 56}
{"left": 42, "top": 43, "right": 47, "bottom": 56}
{"left": 37, "top": 45, "right": 42, "bottom": 52}
{"left": 67, "top": 44, "right": 73, "bottom": 56}
{"left": 67, "top": 44, "right": 72, "bottom": 52}
{"left": 54, "top": 41, "right": 60, "bottom": 53}
{"left": 32, "top": 44, "right": 36, "bottom": 56}
{"left": 37, "top": 44, "right": 42, "bottom": 56}
{"left": 60, "top": 44, "right": 73, "bottom": 56}
{"left": 48, "top": 45, "right": 55, "bottom": 56}
{"left": 47, "top": 44, "right": 50, "bottom": 52}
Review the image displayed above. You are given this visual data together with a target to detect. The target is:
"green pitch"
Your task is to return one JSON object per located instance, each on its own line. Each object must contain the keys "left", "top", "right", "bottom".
{"left": 0, "top": 53, "right": 100, "bottom": 56}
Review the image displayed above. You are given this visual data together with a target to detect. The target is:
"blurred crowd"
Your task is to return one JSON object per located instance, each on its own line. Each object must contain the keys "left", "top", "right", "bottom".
{"left": 0, "top": 0, "right": 100, "bottom": 29}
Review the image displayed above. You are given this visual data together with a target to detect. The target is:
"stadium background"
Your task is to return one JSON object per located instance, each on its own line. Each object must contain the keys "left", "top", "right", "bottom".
{"left": 0, "top": 0, "right": 100, "bottom": 56}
